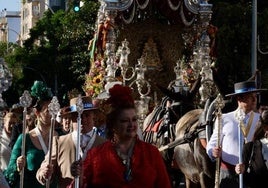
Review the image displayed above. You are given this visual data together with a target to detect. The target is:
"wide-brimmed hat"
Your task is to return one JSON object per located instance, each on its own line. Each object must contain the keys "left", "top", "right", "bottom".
{"left": 225, "top": 81, "right": 267, "bottom": 97}
{"left": 57, "top": 106, "right": 72, "bottom": 119}
{"left": 61, "top": 96, "right": 98, "bottom": 116}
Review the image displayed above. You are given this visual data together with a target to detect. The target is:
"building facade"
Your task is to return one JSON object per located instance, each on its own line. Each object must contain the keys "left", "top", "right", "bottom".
{"left": 21, "top": 0, "right": 65, "bottom": 43}
{"left": 0, "top": 10, "right": 21, "bottom": 44}
{"left": 0, "top": 0, "right": 70, "bottom": 46}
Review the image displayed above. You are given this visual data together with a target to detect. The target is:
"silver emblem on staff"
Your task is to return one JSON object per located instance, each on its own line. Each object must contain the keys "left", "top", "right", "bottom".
{"left": 19, "top": 90, "right": 32, "bottom": 188}
{"left": 75, "top": 95, "right": 84, "bottom": 188}
{"left": 214, "top": 94, "right": 224, "bottom": 188}
{"left": 235, "top": 108, "right": 245, "bottom": 188}
{"left": 46, "top": 96, "right": 60, "bottom": 188}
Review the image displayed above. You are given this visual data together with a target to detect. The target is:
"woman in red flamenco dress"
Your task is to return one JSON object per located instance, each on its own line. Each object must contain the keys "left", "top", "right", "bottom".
{"left": 70, "top": 84, "right": 172, "bottom": 188}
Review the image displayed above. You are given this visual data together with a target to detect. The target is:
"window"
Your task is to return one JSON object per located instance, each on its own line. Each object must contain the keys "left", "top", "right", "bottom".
{"left": 33, "top": 5, "right": 40, "bottom": 16}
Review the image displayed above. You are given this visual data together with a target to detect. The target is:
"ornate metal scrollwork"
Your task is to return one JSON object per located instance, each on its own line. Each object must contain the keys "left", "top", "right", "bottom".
{"left": 129, "top": 58, "right": 151, "bottom": 97}
{"left": 100, "top": 0, "right": 134, "bottom": 11}
{"left": 184, "top": 0, "right": 201, "bottom": 14}
{"left": 116, "top": 39, "right": 135, "bottom": 84}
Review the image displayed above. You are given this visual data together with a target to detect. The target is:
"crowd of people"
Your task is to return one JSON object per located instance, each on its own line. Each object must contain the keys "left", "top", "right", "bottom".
{"left": 1, "top": 78, "right": 268, "bottom": 188}
{"left": 36, "top": 96, "right": 106, "bottom": 187}
{"left": 0, "top": 81, "right": 172, "bottom": 188}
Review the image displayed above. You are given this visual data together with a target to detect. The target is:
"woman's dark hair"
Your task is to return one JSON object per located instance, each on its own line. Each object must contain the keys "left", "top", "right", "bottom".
{"left": 34, "top": 100, "right": 51, "bottom": 112}
{"left": 105, "top": 84, "right": 135, "bottom": 140}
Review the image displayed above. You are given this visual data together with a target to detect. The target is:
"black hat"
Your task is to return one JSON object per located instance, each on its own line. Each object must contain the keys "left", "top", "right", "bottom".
{"left": 225, "top": 81, "right": 267, "bottom": 97}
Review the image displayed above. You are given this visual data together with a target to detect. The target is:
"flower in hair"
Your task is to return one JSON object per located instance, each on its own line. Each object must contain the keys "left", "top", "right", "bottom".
{"left": 30, "top": 80, "right": 53, "bottom": 101}
{"left": 107, "top": 84, "right": 134, "bottom": 108}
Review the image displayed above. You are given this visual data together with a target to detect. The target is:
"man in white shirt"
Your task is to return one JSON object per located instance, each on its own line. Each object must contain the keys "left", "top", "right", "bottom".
{"left": 206, "top": 80, "right": 266, "bottom": 188}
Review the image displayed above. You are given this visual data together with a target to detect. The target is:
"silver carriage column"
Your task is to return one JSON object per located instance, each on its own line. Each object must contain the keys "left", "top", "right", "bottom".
{"left": 103, "top": 10, "right": 117, "bottom": 84}
{"left": 196, "top": 1, "right": 217, "bottom": 105}
{"left": 129, "top": 58, "right": 151, "bottom": 129}
{"left": 135, "top": 96, "right": 150, "bottom": 129}
{"left": 168, "top": 58, "right": 189, "bottom": 95}
{"left": 115, "top": 40, "right": 150, "bottom": 128}
{"left": 100, "top": 0, "right": 133, "bottom": 88}
{"left": 116, "top": 39, "right": 135, "bottom": 85}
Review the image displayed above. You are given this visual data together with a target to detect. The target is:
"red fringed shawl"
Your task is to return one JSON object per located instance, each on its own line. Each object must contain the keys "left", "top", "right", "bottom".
{"left": 82, "top": 139, "right": 172, "bottom": 188}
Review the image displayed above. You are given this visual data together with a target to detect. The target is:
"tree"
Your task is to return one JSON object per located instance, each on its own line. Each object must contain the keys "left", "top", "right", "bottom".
{"left": 210, "top": 0, "right": 268, "bottom": 87}
{"left": 3, "top": 0, "right": 99, "bottom": 106}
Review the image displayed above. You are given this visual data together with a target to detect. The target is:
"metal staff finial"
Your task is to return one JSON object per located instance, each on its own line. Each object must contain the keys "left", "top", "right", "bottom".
{"left": 214, "top": 94, "right": 224, "bottom": 188}
{"left": 48, "top": 96, "right": 61, "bottom": 119}
{"left": 76, "top": 95, "right": 84, "bottom": 115}
{"left": 19, "top": 90, "right": 32, "bottom": 188}
{"left": 214, "top": 94, "right": 225, "bottom": 110}
{"left": 46, "top": 96, "right": 60, "bottom": 188}
{"left": 75, "top": 95, "right": 84, "bottom": 188}
{"left": 20, "top": 90, "right": 32, "bottom": 108}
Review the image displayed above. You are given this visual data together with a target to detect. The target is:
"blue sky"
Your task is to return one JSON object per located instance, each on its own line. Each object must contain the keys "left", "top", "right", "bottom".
{"left": 0, "top": 0, "right": 21, "bottom": 12}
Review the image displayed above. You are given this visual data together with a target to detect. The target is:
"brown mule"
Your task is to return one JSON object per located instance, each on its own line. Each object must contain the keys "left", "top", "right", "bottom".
{"left": 173, "top": 109, "right": 215, "bottom": 188}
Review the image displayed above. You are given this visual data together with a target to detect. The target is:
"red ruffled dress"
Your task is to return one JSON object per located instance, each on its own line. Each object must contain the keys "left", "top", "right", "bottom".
{"left": 82, "top": 138, "right": 172, "bottom": 188}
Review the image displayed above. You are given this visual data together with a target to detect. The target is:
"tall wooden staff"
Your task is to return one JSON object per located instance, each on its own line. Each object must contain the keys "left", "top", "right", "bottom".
{"left": 75, "top": 95, "right": 84, "bottom": 188}
{"left": 46, "top": 96, "right": 60, "bottom": 188}
{"left": 214, "top": 94, "right": 224, "bottom": 188}
{"left": 19, "top": 90, "right": 32, "bottom": 188}
{"left": 236, "top": 108, "right": 245, "bottom": 188}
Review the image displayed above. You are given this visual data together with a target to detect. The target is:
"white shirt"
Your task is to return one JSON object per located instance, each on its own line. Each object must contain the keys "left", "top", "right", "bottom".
{"left": 72, "top": 128, "right": 97, "bottom": 160}
{"left": 206, "top": 109, "right": 260, "bottom": 165}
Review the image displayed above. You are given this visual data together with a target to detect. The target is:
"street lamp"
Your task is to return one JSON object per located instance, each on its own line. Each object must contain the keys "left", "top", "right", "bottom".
{"left": 8, "top": 27, "right": 21, "bottom": 45}
{"left": 44, "top": 2, "right": 55, "bottom": 14}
